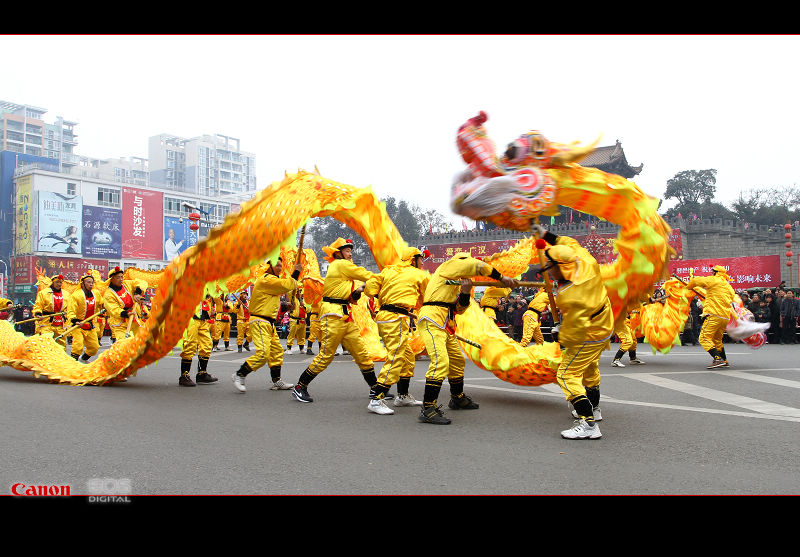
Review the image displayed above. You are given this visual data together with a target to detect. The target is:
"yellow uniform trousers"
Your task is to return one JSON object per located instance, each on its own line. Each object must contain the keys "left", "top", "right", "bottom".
{"left": 245, "top": 319, "right": 285, "bottom": 371}
{"left": 418, "top": 319, "right": 465, "bottom": 385}
{"left": 699, "top": 315, "right": 727, "bottom": 354}
{"left": 307, "top": 315, "right": 321, "bottom": 346}
{"left": 237, "top": 319, "right": 252, "bottom": 346}
{"left": 110, "top": 317, "right": 140, "bottom": 341}
{"left": 556, "top": 340, "right": 607, "bottom": 410}
{"left": 286, "top": 318, "right": 307, "bottom": 348}
{"left": 39, "top": 323, "right": 67, "bottom": 347}
{"left": 375, "top": 317, "right": 415, "bottom": 389}
{"left": 180, "top": 318, "right": 212, "bottom": 360}
{"left": 213, "top": 320, "right": 231, "bottom": 342}
{"left": 296, "top": 316, "right": 377, "bottom": 393}
{"left": 616, "top": 321, "right": 637, "bottom": 351}
{"left": 71, "top": 327, "right": 100, "bottom": 358}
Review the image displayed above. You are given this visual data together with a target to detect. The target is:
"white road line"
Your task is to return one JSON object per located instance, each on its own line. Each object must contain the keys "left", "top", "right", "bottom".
{"left": 460, "top": 382, "right": 800, "bottom": 423}
{"left": 710, "top": 370, "right": 800, "bottom": 388}
{"left": 625, "top": 373, "right": 800, "bottom": 418}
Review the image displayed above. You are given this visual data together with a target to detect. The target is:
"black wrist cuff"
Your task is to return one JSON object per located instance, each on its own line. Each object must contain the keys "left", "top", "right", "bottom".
{"left": 351, "top": 291, "right": 362, "bottom": 301}
{"left": 489, "top": 268, "right": 502, "bottom": 280}
{"left": 543, "top": 231, "right": 558, "bottom": 245}
{"left": 291, "top": 270, "right": 301, "bottom": 280}
{"left": 458, "top": 293, "right": 470, "bottom": 307}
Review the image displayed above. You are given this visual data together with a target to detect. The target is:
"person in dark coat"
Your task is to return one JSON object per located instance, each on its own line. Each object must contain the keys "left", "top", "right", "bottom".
{"left": 767, "top": 292, "right": 782, "bottom": 343}
{"left": 780, "top": 290, "right": 800, "bottom": 344}
{"left": 511, "top": 299, "right": 527, "bottom": 342}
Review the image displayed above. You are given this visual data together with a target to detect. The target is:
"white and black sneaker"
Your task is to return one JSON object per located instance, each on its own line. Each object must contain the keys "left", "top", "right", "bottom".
{"left": 561, "top": 419, "right": 602, "bottom": 439}
{"left": 232, "top": 372, "right": 246, "bottom": 393}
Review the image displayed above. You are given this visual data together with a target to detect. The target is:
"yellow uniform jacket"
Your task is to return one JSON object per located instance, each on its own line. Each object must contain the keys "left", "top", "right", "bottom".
{"left": 102, "top": 279, "right": 149, "bottom": 326}
{"left": 418, "top": 253, "right": 499, "bottom": 329}
{"left": 33, "top": 287, "right": 68, "bottom": 327}
{"left": 66, "top": 287, "right": 104, "bottom": 327}
{"left": 365, "top": 264, "right": 430, "bottom": 322}
{"left": 319, "top": 259, "right": 374, "bottom": 319}
{"left": 686, "top": 274, "right": 734, "bottom": 320}
{"left": 249, "top": 273, "right": 298, "bottom": 321}
{"left": 552, "top": 236, "right": 614, "bottom": 349}
{"left": 480, "top": 286, "right": 511, "bottom": 319}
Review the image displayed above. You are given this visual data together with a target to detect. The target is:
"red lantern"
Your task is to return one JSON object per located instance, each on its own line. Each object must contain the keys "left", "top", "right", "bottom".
{"left": 787, "top": 251, "right": 794, "bottom": 258}
{"left": 190, "top": 222, "right": 199, "bottom": 231}
{"left": 785, "top": 233, "right": 792, "bottom": 239}
{"left": 188, "top": 211, "right": 201, "bottom": 232}
{"left": 787, "top": 260, "right": 793, "bottom": 267}
{"left": 785, "top": 224, "right": 792, "bottom": 230}
{"left": 786, "top": 242, "right": 793, "bottom": 248}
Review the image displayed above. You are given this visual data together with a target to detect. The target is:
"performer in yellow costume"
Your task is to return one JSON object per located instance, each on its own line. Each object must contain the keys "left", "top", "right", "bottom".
{"left": 178, "top": 294, "right": 219, "bottom": 386}
{"left": 284, "top": 289, "right": 308, "bottom": 354}
{"left": 291, "top": 238, "right": 378, "bottom": 404}
{"left": 210, "top": 294, "right": 231, "bottom": 351}
{"left": 363, "top": 246, "right": 430, "bottom": 415}
{"left": 479, "top": 286, "right": 511, "bottom": 321}
{"left": 103, "top": 267, "right": 148, "bottom": 343}
{"left": 66, "top": 273, "right": 103, "bottom": 362}
{"left": 687, "top": 265, "right": 735, "bottom": 369}
{"left": 611, "top": 307, "right": 645, "bottom": 367}
{"left": 33, "top": 274, "right": 68, "bottom": 347}
{"left": 234, "top": 291, "right": 252, "bottom": 352}
{"left": 417, "top": 253, "right": 516, "bottom": 424}
{"left": 520, "top": 289, "right": 549, "bottom": 346}
{"left": 305, "top": 301, "right": 321, "bottom": 355}
{"left": 532, "top": 225, "right": 613, "bottom": 440}
{"left": 232, "top": 257, "right": 300, "bottom": 393}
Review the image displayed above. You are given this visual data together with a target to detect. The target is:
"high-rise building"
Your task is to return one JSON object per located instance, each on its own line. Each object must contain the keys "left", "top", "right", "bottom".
{"left": 0, "top": 100, "right": 79, "bottom": 170}
{"left": 148, "top": 133, "right": 256, "bottom": 197}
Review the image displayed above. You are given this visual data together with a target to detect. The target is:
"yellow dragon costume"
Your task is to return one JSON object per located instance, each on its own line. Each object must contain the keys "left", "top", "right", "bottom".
{"left": 0, "top": 112, "right": 716, "bottom": 387}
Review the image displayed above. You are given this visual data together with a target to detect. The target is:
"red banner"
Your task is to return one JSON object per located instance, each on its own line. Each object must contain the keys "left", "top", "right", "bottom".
{"left": 669, "top": 255, "right": 781, "bottom": 289}
{"left": 122, "top": 187, "right": 163, "bottom": 260}
{"left": 421, "top": 229, "right": 684, "bottom": 271}
{"left": 12, "top": 255, "right": 109, "bottom": 284}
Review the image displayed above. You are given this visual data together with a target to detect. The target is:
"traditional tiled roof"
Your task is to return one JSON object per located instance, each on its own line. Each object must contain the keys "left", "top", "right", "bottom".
{"left": 579, "top": 140, "right": 643, "bottom": 178}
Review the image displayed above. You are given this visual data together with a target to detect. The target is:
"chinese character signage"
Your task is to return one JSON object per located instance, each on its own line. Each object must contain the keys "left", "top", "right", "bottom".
{"left": 15, "top": 175, "right": 33, "bottom": 254}
{"left": 82, "top": 205, "right": 122, "bottom": 259}
{"left": 669, "top": 255, "right": 781, "bottom": 289}
{"left": 163, "top": 216, "right": 200, "bottom": 261}
{"left": 122, "top": 187, "right": 163, "bottom": 260}
{"left": 36, "top": 191, "right": 83, "bottom": 255}
{"left": 12, "top": 255, "right": 109, "bottom": 284}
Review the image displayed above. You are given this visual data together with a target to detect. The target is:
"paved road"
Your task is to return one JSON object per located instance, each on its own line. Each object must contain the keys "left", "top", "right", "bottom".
{"left": 2, "top": 338, "right": 799, "bottom": 496}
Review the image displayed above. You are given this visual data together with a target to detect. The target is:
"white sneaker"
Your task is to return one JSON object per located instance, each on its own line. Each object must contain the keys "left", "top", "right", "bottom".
{"left": 394, "top": 394, "right": 423, "bottom": 407}
{"left": 611, "top": 359, "right": 625, "bottom": 368}
{"left": 571, "top": 406, "right": 602, "bottom": 422}
{"left": 270, "top": 379, "right": 294, "bottom": 390}
{"left": 367, "top": 398, "right": 395, "bottom": 415}
{"left": 232, "top": 372, "right": 246, "bottom": 393}
{"left": 629, "top": 358, "right": 646, "bottom": 365}
{"left": 224, "top": 347, "right": 233, "bottom": 351}
{"left": 561, "top": 419, "right": 602, "bottom": 439}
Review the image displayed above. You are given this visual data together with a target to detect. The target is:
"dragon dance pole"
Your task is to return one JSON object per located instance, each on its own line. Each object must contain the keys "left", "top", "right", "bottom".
{"left": 54, "top": 308, "right": 107, "bottom": 341}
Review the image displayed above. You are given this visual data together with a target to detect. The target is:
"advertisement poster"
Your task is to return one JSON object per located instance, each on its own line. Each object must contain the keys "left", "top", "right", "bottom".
{"left": 122, "top": 187, "right": 163, "bottom": 260}
{"left": 15, "top": 175, "right": 33, "bottom": 254}
{"left": 669, "top": 255, "right": 781, "bottom": 290}
{"left": 36, "top": 190, "right": 82, "bottom": 254}
{"left": 163, "top": 216, "right": 200, "bottom": 261}
{"left": 82, "top": 205, "right": 122, "bottom": 259}
{"left": 12, "top": 255, "right": 108, "bottom": 284}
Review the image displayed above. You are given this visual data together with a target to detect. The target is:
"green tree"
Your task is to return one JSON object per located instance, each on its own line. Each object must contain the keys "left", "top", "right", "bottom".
{"left": 664, "top": 169, "right": 718, "bottom": 207}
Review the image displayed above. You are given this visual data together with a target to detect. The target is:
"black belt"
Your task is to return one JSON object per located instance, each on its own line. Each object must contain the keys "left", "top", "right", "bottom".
{"left": 250, "top": 313, "right": 276, "bottom": 324}
{"left": 590, "top": 304, "right": 608, "bottom": 320}
{"left": 290, "top": 316, "right": 306, "bottom": 321}
{"left": 423, "top": 300, "right": 456, "bottom": 319}
{"left": 530, "top": 308, "right": 542, "bottom": 316}
{"left": 323, "top": 296, "right": 350, "bottom": 315}
{"left": 379, "top": 304, "right": 413, "bottom": 317}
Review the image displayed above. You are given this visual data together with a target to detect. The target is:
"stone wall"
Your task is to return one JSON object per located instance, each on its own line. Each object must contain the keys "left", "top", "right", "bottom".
{"left": 422, "top": 217, "right": 800, "bottom": 287}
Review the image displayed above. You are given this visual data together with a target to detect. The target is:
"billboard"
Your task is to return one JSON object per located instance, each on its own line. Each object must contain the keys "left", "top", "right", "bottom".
{"left": 12, "top": 255, "right": 109, "bottom": 285}
{"left": 14, "top": 175, "right": 33, "bottom": 254}
{"left": 669, "top": 255, "right": 782, "bottom": 290}
{"left": 36, "top": 191, "right": 82, "bottom": 254}
{"left": 122, "top": 187, "right": 163, "bottom": 260}
{"left": 163, "top": 216, "right": 200, "bottom": 261}
{"left": 82, "top": 205, "right": 122, "bottom": 259}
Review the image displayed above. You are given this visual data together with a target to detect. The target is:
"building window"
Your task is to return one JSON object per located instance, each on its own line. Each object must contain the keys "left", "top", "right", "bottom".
{"left": 98, "top": 186, "right": 121, "bottom": 208}
{"left": 67, "top": 182, "right": 77, "bottom": 196}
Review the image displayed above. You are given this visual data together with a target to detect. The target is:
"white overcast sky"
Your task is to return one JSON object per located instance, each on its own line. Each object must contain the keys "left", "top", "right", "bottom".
{"left": 3, "top": 34, "right": 799, "bottom": 226}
